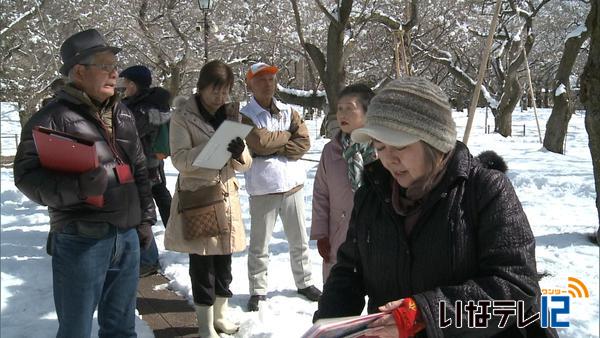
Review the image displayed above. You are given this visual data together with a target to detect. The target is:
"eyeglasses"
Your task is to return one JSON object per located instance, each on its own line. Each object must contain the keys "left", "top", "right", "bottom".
{"left": 80, "top": 63, "right": 119, "bottom": 73}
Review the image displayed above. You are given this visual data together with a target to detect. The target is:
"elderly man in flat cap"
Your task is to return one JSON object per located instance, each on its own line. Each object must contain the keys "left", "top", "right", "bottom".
{"left": 13, "top": 28, "right": 155, "bottom": 337}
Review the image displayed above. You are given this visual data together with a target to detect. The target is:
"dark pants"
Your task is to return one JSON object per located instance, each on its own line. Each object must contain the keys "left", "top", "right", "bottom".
{"left": 140, "top": 161, "right": 172, "bottom": 270}
{"left": 152, "top": 161, "right": 172, "bottom": 225}
{"left": 189, "top": 254, "right": 233, "bottom": 305}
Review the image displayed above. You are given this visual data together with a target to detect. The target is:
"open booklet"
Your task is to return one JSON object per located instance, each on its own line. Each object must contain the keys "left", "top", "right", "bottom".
{"left": 192, "top": 120, "right": 253, "bottom": 169}
{"left": 301, "top": 312, "right": 386, "bottom": 338}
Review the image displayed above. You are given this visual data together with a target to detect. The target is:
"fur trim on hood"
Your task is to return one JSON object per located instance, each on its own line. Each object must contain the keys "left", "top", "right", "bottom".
{"left": 476, "top": 150, "right": 508, "bottom": 173}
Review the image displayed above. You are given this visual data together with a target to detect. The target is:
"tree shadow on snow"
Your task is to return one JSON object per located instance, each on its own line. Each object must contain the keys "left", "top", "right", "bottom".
{"left": 1, "top": 190, "right": 45, "bottom": 218}
{"left": 228, "top": 289, "right": 310, "bottom": 311}
{"left": 535, "top": 232, "right": 597, "bottom": 249}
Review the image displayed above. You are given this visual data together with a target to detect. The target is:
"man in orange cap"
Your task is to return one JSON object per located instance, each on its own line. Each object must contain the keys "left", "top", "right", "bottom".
{"left": 241, "top": 62, "right": 322, "bottom": 312}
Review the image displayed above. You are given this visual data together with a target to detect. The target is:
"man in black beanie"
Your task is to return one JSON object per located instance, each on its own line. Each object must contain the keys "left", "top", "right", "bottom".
{"left": 119, "top": 65, "right": 173, "bottom": 277}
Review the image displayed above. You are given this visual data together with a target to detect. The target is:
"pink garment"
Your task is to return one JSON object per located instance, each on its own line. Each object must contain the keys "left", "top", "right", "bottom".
{"left": 310, "top": 132, "right": 356, "bottom": 282}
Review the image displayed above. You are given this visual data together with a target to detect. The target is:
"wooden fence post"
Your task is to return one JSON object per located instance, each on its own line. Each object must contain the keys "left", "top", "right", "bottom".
{"left": 462, "top": 0, "right": 503, "bottom": 145}
{"left": 522, "top": 48, "right": 543, "bottom": 143}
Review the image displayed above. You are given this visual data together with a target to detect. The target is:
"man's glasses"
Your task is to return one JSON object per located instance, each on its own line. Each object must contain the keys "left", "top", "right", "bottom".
{"left": 80, "top": 63, "right": 119, "bottom": 73}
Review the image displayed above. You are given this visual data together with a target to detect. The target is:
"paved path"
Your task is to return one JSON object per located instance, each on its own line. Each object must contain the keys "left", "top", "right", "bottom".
{"left": 136, "top": 274, "right": 199, "bottom": 338}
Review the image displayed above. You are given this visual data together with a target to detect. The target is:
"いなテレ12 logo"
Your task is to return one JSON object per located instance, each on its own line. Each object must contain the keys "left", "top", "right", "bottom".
{"left": 540, "top": 276, "right": 590, "bottom": 328}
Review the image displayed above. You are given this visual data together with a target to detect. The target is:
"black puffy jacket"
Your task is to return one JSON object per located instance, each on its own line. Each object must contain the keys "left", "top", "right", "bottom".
{"left": 13, "top": 87, "right": 156, "bottom": 231}
{"left": 122, "top": 87, "right": 171, "bottom": 168}
{"left": 315, "top": 142, "right": 557, "bottom": 338}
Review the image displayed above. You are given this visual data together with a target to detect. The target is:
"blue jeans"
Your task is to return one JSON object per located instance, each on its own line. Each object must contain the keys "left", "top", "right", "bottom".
{"left": 51, "top": 225, "right": 140, "bottom": 338}
{"left": 140, "top": 234, "right": 159, "bottom": 269}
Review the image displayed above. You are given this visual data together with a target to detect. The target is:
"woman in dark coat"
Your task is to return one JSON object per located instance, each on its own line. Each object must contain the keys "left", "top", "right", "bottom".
{"left": 313, "top": 77, "right": 557, "bottom": 338}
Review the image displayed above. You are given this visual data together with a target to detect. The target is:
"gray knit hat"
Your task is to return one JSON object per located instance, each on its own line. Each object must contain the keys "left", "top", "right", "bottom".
{"left": 351, "top": 77, "right": 456, "bottom": 153}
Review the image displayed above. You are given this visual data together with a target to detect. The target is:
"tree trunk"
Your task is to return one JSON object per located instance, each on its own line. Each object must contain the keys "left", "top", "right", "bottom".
{"left": 321, "top": 0, "right": 357, "bottom": 137}
{"left": 494, "top": 77, "right": 521, "bottom": 136}
{"left": 322, "top": 20, "right": 348, "bottom": 137}
{"left": 166, "top": 64, "right": 182, "bottom": 97}
{"left": 544, "top": 16, "right": 591, "bottom": 153}
{"left": 544, "top": 91, "right": 575, "bottom": 153}
{"left": 455, "top": 94, "right": 467, "bottom": 112}
{"left": 299, "top": 0, "right": 353, "bottom": 138}
{"left": 492, "top": 29, "right": 534, "bottom": 137}
{"left": 579, "top": 0, "right": 600, "bottom": 228}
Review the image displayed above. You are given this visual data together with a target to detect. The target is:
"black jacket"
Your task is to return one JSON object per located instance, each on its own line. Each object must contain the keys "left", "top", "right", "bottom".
{"left": 315, "top": 142, "right": 557, "bottom": 338}
{"left": 122, "top": 87, "right": 171, "bottom": 168}
{"left": 13, "top": 87, "right": 156, "bottom": 231}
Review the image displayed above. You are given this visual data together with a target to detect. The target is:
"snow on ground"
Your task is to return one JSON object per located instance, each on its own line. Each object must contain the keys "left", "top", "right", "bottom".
{"left": 0, "top": 169, "right": 155, "bottom": 337}
{"left": 1, "top": 104, "right": 598, "bottom": 338}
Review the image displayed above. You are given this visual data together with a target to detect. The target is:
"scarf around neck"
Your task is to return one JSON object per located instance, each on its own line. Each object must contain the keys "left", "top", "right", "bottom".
{"left": 57, "top": 83, "right": 117, "bottom": 136}
{"left": 341, "top": 132, "right": 377, "bottom": 192}
{"left": 390, "top": 149, "right": 453, "bottom": 236}
{"left": 194, "top": 95, "right": 227, "bottom": 130}
{"left": 392, "top": 147, "right": 453, "bottom": 213}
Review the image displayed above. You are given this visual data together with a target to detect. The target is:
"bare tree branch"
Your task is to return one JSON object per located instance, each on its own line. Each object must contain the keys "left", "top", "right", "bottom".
{"left": 314, "top": 0, "right": 340, "bottom": 25}
{"left": 0, "top": 0, "right": 47, "bottom": 39}
{"left": 290, "top": 0, "right": 319, "bottom": 91}
{"left": 304, "top": 42, "right": 327, "bottom": 83}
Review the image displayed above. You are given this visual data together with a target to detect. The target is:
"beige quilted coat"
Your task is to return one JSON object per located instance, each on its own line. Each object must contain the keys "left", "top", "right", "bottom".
{"left": 164, "top": 96, "right": 252, "bottom": 255}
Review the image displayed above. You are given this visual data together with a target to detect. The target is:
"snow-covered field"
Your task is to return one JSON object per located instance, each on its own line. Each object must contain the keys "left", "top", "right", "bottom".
{"left": 1, "top": 101, "right": 598, "bottom": 337}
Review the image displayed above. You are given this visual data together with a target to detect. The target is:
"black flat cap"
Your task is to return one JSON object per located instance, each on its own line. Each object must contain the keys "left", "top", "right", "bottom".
{"left": 59, "top": 29, "right": 121, "bottom": 76}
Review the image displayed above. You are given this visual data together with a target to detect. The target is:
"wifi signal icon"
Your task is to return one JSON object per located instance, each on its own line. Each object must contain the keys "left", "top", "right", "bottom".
{"left": 567, "top": 277, "right": 589, "bottom": 298}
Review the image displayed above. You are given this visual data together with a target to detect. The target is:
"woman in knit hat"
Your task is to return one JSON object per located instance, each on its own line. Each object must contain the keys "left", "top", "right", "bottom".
{"left": 310, "top": 84, "right": 377, "bottom": 283}
{"left": 313, "top": 77, "right": 557, "bottom": 338}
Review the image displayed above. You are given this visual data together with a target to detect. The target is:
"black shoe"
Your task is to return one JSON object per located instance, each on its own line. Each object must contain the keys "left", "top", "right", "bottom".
{"left": 298, "top": 285, "right": 322, "bottom": 301}
{"left": 246, "top": 295, "right": 266, "bottom": 312}
{"left": 139, "top": 264, "right": 159, "bottom": 278}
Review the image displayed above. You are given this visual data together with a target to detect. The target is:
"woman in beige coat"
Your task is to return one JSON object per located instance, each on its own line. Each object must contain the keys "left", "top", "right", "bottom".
{"left": 164, "top": 60, "right": 251, "bottom": 338}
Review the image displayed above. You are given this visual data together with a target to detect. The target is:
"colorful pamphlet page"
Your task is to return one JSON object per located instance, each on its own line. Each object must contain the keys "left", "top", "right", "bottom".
{"left": 32, "top": 126, "right": 104, "bottom": 207}
{"left": 301, "top": 312, "right": 386, "bottom": 338}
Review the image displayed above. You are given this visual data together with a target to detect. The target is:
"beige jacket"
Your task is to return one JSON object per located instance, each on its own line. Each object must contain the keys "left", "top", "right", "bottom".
{"left": 164, "top": 96, "right": 252, "bottom": 255}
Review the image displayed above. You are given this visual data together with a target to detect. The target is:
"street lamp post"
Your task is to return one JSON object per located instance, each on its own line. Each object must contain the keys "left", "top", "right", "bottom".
{"left": 197, "top": 0, "right": 213, "bottom": 63}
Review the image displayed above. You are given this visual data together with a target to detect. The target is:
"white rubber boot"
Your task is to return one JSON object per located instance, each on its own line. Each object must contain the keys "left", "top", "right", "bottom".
{"left": 213, "top": 297, "right": 239, "bottom": 334}
{"left": 195, "top": 304, "right": 219, "bottom": 338}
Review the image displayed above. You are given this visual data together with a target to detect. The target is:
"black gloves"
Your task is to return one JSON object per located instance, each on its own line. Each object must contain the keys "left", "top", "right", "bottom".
{"left": 78, "top": 166, "right": 108, "bottom": 197}
{"left": 137, "top": 223, "right": 153, "bottom": 249}
{"left": 227, "top": 137, "right": 245, "bottom": 161}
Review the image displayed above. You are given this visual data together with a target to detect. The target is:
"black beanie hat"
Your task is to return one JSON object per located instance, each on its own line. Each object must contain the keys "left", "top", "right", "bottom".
{"left": 119, "top": 65, "right": 152, "bottom": 89}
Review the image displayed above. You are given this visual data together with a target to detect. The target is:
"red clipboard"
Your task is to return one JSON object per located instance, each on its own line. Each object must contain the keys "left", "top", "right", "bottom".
{"left": 32, "top": 126, "right": 104, "bottom": 207}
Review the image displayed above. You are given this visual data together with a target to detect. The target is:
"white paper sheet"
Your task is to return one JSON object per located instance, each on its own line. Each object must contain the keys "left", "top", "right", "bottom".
{"left": 192, "top": 120, "right": 253, "bottom": 169}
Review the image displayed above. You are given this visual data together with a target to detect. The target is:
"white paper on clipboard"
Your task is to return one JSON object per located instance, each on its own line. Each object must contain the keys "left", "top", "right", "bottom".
{"left": 192, "top": 120, "right": 253, "bottom": 169}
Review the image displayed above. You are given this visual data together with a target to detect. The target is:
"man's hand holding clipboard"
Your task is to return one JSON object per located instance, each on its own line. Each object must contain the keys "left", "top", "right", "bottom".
{"left": 32, "top": 126, "right": 106, "bottom": 207}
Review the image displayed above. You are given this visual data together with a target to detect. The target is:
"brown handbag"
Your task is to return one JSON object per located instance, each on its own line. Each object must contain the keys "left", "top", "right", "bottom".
{"left": 177, "top": 180, "right": 230, "bottom": 240}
